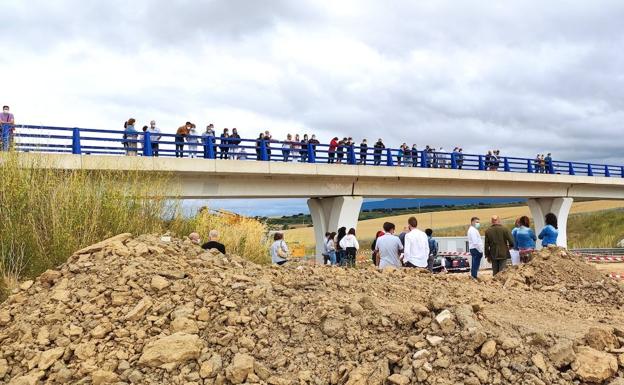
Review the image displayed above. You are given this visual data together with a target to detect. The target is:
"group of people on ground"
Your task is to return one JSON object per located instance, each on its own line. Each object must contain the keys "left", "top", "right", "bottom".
{"left": 370, "top": 218, "right": 438, "bottom": 270}
{"left": 468, "top": 213, "right": 559, "bottom": 278}
{"left": 321, "top": 227, "right": 360, "bottom": 266}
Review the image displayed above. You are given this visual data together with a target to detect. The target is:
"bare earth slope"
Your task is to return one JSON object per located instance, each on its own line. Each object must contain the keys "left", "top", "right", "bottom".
{"left": 0, "top": 234, "right": 623, "bottom": 384}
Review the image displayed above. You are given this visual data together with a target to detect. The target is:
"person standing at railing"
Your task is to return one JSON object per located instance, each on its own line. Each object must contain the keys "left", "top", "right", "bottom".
{"left": 545, "top": 153, "right": 553, "bottom": 174}
{"left": 255, "top": 132, "right": 265, "bottom": 160}
{"left": 125, "top": 118, "right": 138, "bottom": 156}
{"left": 359, "top": 138, "right": 368, "bottom": 165}
{"left": 309, "top": 134, "right": 319, "bottom": 160}
{"left": 328, "top": 137, "right": 339, "bottom": 164}
{"left": 292, "top": 134, "right": 301, "bottom": 162}
{"left": 219, "top": 128, "right": 230, "bottom": 159}
{"left": 397, "top": 143, "right": 407, "bottom": 166}
{"left": 1, "top": 105, "right": 15, "bottom": 150}
{"left": 187, "top": 123, "right": 199, "bottom": 158}
{"left": 457, "top": 148, "right": 464, "bottom": 169}
{"left": 373, "top": 138, "right": 384, "bottom": 165}
{"left": 438, "top": 147, "right": 447, "bottom": 168}
{"left": 139, "top": 125, "right": 148, "bottom": 152}
{"left": 300, "top": 134, "right": 309, "bottom": 162}
{"left": 539, "top": 154, "right": 546, "bottom": 173}
{"left": 485, "top": 150, "right": 493, "bottom": 171}
{"left": 264, "top": 130, "right": 273, "bottom": 160}
{"left": 336, "top": 137, "right": 347, "bottom": 164}
{"left": 175, "top": 122, "right": 191, "bottom": 158}
{"left": 147, "top": 120, "right": 162, "bottom": 156}
{"left": 230, "top": 128, "right": 241, "bottom": 159}
{"left": 282, "top": 133, "right": 293, "bottom": 162}
{"left": 410, "top": 144, "right": 418, "bottom": 167}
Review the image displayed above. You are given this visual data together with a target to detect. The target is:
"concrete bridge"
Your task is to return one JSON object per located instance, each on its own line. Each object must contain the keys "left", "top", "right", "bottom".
{"left": 11, "top": 153, "right": 624, "bottom": 260}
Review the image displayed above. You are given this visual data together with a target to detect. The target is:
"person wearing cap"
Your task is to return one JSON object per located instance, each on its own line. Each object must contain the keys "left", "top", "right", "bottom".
{"left": 484, "top": 215, "right": 514, "bottom": 275}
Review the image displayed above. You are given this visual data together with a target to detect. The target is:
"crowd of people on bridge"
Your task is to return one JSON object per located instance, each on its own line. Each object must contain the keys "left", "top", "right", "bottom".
{"left": 120, "top": 118, "right": 557, "bottom": 174}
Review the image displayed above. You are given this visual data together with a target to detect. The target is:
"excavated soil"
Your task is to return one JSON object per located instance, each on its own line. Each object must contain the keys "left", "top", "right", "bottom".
{"left": 0, "top": 234, "right": 623, "bottom": 385}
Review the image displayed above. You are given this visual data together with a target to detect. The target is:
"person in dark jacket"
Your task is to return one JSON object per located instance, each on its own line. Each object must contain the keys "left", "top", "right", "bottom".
{"left": 219, "top": 128, "right": 230, "bottom": 159}
{"left": 308, "top": 135, "right": 319, "bottom": 160}
{"left": 359, "top": 139, "right": 368, "bottom": 165}
{"left": 484, "top": 215, "right": 515, "bottom": 275}
{"left": 373, "top": 138, "right": 385, "bottom": 166}
{"left": 336, "top": 137, "right": 347, "bottom": 164}
{"left": 370, "top": 230, "right": 385, "bottom": 266}
{"left": 335, "top": 227, "right": 347, "bottom": 265}
{"left": 300, "top": 134, "right": 309, "bottom": 163}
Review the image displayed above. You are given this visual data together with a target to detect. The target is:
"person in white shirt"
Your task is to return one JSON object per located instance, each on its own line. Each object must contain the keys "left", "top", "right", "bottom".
{"left": 339, "top": 228, "right": 360, "bottom": 267}
{"left": 467, "top": 216, "right": 484, "bottom": 279}
{"left": 375, "top": 222, "right": 404, "bottom": 269}
{"left": 403, "top": 217, "right": 430, "bottom": 269}
{"left": 147, "top": 120, "right": 161, "bottom": 156}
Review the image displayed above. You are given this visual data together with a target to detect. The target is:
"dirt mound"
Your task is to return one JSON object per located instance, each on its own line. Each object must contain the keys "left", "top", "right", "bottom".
{"left": 496, "top": 246, "right": 624, "bottom": 307}
{"left": 0, "top": 234, "right": 623, "bottom": 384}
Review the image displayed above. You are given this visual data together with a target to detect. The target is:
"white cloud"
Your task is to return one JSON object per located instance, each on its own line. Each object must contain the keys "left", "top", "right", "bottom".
{"left": 2, "top": 0, "right": 624, "bottom": 164}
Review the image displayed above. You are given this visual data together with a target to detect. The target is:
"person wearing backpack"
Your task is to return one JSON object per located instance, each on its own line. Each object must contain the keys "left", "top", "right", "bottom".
{"left": 270, "top": 232, "right": 289, "bottom": 265}
{"left": 425, "top": 228, "right": 438, "bottom": 272}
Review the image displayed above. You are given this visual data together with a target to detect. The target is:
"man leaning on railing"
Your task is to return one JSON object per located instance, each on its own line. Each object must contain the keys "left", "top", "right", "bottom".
{"left": 1, "top": 105, "right": 15, "bottom": 151}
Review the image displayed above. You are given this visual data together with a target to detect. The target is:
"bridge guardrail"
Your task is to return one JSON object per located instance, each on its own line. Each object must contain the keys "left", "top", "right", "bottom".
{"left": 2, "top": 123, "right": 624, "bottom": 178}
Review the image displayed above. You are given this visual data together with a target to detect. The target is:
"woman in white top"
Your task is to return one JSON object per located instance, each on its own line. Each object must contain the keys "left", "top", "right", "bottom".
{"left": 282, "top": 134, "right": 292, "bottom": 162}
{"left": 270, "top": 232, "right": 289, "bottom": 265}
{"left": 186, "top": 124, "right": 199, "bottom": 158}
{"left": 339, "top": 228, "right": 360, "bottom": 267}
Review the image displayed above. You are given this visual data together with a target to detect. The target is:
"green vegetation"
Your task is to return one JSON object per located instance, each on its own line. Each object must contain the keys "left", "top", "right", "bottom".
{"left": 435, "top": 208, "right": 624, "bottom": 249}
{"left": 0, "top": 154, "right": 269, "bottom": 301}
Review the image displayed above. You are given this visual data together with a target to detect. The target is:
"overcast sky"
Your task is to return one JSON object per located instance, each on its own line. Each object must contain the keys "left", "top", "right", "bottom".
{"left": 3, "top": 0, "right": 624, "bottom": 165}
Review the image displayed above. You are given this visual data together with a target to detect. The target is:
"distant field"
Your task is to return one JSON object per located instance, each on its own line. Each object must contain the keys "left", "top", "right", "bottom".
{"left": 285, "top": 200, "right": 624, "bottom": 247}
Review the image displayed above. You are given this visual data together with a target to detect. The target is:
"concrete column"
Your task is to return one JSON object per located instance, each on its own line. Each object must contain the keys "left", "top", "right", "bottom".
{"left": 307, "top": 196, "right": 363, "bottom": 263}
{"left": 528, "top": 197, "right": 573, "bottom": 249}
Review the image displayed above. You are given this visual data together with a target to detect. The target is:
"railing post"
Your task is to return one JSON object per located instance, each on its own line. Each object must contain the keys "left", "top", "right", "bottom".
{"left": 503, "top": 157, "right": 510, "bottom": 172}
{"left": 386, "top": 148, "right": 394, "bottom": 166}
{"left": 420, "top": 151, "right": 427, "bottom": 168}
{"left": 604, "top": 165, "right": 611, "bottom": 177}
{"left": 587, "top": 164, "right": 593, "bottom": 176}
{"left": 260, "top": 140, "right": 268, "bottom": 161}
{"left": 142, "top": 131, "right": 152, "bottom": 156}
{"left": 478, "top": 155, "right": 485, "bottom": 171}
{"left": 307, "top": 143, "right": 315, "bottom": 163}
{"left": 71, "top": 127, "right": 81, "bottom": 155}
{"left": 2, "top": 124, "right": 10, "bottom": 151}
{"left": 348, "top": 145, "right": 356, "bottom": 165}
{"left": 205, "top": 138, "right": 215, "bottom": 159}
{"left": 621, "top": 166, "right": 624, "bottom": 178}
{"left": 568, "top": 162, "right": 575, "bottom": 176}
{"left": 450, "top": 153, "right": 457, "bottom": 169}
{"left": 527, "top": 159, "right": 533, "bottom": 173}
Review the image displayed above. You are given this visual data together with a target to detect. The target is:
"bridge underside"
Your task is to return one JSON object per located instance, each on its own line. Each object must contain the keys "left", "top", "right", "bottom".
{"left": 11, "top": 154, "right": 624, "bottom": 260}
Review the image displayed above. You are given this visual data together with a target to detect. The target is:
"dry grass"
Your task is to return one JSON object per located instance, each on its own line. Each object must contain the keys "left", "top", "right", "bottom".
{"left": 285, "top": 200, "right": 624, "bottom": 247}
{"left": 171, "top": 208, "right": 271, "bottom": 265}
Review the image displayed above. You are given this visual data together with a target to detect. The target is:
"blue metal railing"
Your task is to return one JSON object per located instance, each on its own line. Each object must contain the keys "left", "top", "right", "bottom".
{"left": 1, "top": 123, "right": 623, "bottom": 178}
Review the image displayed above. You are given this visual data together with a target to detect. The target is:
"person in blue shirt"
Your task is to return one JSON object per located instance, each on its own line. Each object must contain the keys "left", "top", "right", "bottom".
{"left": 514, "top": 216, "right": 537, "bottom": 262}
{"left": 538, "top": 213, "right": 559, "bottom": 247}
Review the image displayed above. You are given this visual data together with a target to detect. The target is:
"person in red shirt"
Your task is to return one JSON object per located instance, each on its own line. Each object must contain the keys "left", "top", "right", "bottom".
{"left": 328, "top": 137, "right": 339, "bottom": 164}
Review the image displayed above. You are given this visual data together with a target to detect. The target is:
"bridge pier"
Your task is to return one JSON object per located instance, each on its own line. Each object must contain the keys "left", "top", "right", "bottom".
{"left": 528, "top": 197, "right": 573, "bottom": 249}
{"left": 307, "top": 196, "right": 363, "bottom": 263}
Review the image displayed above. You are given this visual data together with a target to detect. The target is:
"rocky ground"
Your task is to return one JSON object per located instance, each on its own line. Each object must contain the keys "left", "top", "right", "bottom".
{"left": 0, "top": 234, "right": 623, "bottom": 385}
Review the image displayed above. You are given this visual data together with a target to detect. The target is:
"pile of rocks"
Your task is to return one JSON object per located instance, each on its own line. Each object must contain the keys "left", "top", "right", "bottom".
{"left": 0, "top": 234, "right": 622, "bottom": 384}
{"left": 497, "top": 246, "right": 624, "bottom": 307}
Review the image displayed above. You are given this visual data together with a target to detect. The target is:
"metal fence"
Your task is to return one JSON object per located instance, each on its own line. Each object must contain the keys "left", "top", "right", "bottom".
{"left": 2, "top": 123, "right": 624, "bottom": 178}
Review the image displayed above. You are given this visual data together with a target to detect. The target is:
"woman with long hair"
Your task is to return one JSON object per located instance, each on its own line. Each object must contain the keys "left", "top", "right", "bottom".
{"left": 538, "top": 213, "right": 559, "bottom": 247}
{"left": 335, "top": 227, "right": 347, "bottom": 266}
{"left": 339, "top": 228, "right": 360, "bottom": 267}
{"left": 514, "top": 216, "right": 537, "bottom": 263}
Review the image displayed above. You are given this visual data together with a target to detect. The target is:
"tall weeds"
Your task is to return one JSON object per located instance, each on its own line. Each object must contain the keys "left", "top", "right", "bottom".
{"left": 0, "top": 153, "right": 271, "bottom": 301}
{"left": 0, "top": 153, "right": 173, "bottom": 284}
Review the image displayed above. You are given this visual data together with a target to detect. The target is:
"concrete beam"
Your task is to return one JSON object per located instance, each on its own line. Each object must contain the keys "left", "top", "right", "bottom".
{"left": 307, "top": 196, "right": 363, "bottom": 263}
{"left": 528, "top": 198, "right": 573, "bottom": 249}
